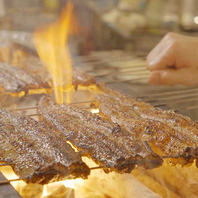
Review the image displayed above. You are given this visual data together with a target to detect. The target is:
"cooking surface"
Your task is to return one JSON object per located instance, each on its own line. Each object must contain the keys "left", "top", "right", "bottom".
{"left": 0, "top": 30, "right": 198, "bottom": 198}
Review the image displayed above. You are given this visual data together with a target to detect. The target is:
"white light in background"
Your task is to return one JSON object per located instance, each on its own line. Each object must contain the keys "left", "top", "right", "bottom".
{"left": 62, "top": 178, "right": 84, "bottom": 189}
{"left": 91, "top": 108, "right": 99, "bottom": 114}
{"left": 194, "top": 16, "right": 198, "bottom": 24}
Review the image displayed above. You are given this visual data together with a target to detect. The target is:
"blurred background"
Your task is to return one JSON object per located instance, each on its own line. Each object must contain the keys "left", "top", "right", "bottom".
{"left": 1, "top": 0, "right": 198, "bottom": 55}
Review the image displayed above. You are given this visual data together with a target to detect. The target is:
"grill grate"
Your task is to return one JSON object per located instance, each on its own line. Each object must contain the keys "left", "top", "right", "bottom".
{"left": 1, "top": 48, "right": 198, "bottom": 195}
{"left": 0, "top": 172, "right": 22, "bottom": 198}
{"left": 73, "top": 50, "right": 198, "bottom": 120}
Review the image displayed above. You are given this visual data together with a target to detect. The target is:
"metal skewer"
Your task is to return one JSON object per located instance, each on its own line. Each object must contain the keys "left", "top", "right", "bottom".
{"left": 0, "top": 163, "right": 14, "bottom": 167}
{"left": 0, "top": 178, "right": 22, "bottom": 185}
{"left": 12, "top": 107, "right": 37, "bottom": 111}
{"left": 12, "top": 100, "right": 95, "bottom": 112}
{"left": 70, "top": 100, "right": 95, "bottom": 105}
{"left": 0, "top": 166, "right": 105, "bottom": 186}
{"left": 0, "top": 152, "right": 190, "bottom": 187}
{"left": 90, "top": 166, "right": 104, "bottom": 170}
{"left": 27, "top": 108, "right": 98, "bottom": 117}
{"left": 161, "top": 155, "right": 181, "bottom": 159}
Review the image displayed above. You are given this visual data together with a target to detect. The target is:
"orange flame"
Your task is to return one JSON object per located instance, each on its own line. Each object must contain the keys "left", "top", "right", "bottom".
{"left": 33, "top": 2, "right": 77, "bottom": 104}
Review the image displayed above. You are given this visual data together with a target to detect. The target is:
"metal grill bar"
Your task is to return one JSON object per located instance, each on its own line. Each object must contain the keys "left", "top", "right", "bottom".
{"left": 154, "top": 97, "right": 198, "bottom": 108}
{"left": 2, "top": 49, "right": 198, "bottom": 119}
{"left": 85, "top": 64, "right": 147, "bottom": 74}
{"left": 12, "top": 107, "right": 37, "bottom": 111}
{"left": 95, "top": 70, "right": 149, "bottom": 78}
{"left": 137, "top": 87, "right": 198, "bottom": 99}
{"left": 179, "top": 104, "right": 198, "bottom": 111}
{"left": 0, "top": 178, "right": 21, "bottom": 185}
{"left": 12, "top": 101, "right": 96, "bottom": 112}
{"left": 144, "top": 92, "right": 198, "bottom": 103}
{"left": 75, "top": 52, "right": 145, "bottom": 63}
{"left": 0, "top": 172, "right": 22, "bottom": 197}
{"left": 105, "top": 76, "right": 148, "bottom": 84}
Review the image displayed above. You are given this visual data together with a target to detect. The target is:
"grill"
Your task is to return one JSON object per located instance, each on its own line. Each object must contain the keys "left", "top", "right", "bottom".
{"left": 76, "top": 50, "right": 198, "bottom": 119}
{"left": 1, "top": 31, "right": 198, "bottom": 198}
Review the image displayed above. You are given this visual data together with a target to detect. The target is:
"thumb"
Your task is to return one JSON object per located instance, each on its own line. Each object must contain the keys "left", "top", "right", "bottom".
{"left": 148, "top": 68, "right": 198, "bottom": 86}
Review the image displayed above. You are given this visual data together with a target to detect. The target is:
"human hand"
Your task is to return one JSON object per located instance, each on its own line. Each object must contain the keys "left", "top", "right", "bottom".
{"left": 146, "top": 32, "right": 198, "bottom": 86}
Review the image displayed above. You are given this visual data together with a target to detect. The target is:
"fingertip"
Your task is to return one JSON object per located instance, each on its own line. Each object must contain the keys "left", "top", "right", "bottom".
{"left": 160, "top": 71, "right": 174, "bottom": 86}
{"left": 149, "top": 69, "right": 188, "bottom": 86}
{"left": 146, "top": 57, "right": 156, "bottom": 71}
{"left": 148, "top": 72, "right": 161, "bottom": 85}
{"left": 146, "top": 56, "right": 164, "bottom": 71}
{"left": 147, "top": 61, "right": 157, "bottom": 71}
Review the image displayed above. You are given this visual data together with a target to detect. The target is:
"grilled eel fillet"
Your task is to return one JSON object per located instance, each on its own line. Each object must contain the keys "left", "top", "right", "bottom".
{"left": 38, "top": 96, "right": 163, "bottom": 173}
{"left": 0, "top": 62, "right": 51, "bottom": 94}
{"left": 0, "top": 109, "right": 90, "bottom": 184}
{"left": 95, "top": 94, "right": 198, "bottom": 167}
{"left": 19, "top": 57, "right": 95, "bottom": 88}
{"left": 0, "top": 56, "right": 95, "bottom": 94}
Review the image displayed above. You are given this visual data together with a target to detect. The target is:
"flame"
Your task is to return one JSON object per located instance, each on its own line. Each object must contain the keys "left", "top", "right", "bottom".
{"left": 33, "top": 2, "right": 77, "bottom": 104}
{"left": 2, "top": 160, "right": 198, "bottom": 197}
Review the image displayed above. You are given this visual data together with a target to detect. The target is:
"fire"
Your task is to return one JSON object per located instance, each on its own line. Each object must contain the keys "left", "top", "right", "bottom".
{"left": 33, "top": 2, "right": 77, "bottom": 104}
{"left": 0, "top": 165, "right": 82, "bottom": 198}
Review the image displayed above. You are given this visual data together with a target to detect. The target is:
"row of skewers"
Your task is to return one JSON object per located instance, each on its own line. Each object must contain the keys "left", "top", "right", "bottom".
{"left": 0, "top": 42, "right": 198, "bottom": 186}
{"left": 1, "top": 92, "right": 198, "bottom": 185}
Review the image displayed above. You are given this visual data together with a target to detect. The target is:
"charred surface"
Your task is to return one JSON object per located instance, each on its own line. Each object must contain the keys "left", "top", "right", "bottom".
{"left": 95, "top": 94, "right": 198, "bottom": 167}
{"left": 0, "top": 57, "right": 95, "bottom": 94}
{"left": 0, "top": 109, "right": 90, "bottom": 184}
{"left": 38, "top": 97, "right": 162, "bottom": 173}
